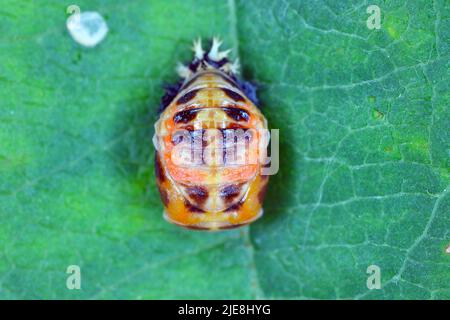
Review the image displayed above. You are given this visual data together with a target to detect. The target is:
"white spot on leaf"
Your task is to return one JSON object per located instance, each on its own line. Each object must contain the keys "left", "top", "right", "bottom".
{"left": 66, "top": 11, "right": 108, "bottom": 48}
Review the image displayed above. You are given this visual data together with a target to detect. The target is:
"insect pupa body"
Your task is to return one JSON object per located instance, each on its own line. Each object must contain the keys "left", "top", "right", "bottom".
{"left": 153, "top": 38, "right": 269, "bottom": 230}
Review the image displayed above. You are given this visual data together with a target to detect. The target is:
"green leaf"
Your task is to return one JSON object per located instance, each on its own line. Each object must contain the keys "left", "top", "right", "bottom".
{"left": 0, "top": 0, "right": 448, "bottom": 299}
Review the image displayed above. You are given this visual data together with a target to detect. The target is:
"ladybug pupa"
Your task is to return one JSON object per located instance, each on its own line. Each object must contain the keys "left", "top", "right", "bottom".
{"left": 153, "top": 38, "right": 270, "bottom": 230}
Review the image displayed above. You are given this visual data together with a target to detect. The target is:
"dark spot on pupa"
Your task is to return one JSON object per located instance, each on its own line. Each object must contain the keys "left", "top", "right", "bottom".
{"left": 222, "top": 107, "right": 250, "bottom": 122}
{"left": 154, "top": 153, "right": 165, "bottom": 183}
{"left": 189, "top": 60, "right": 200, "bottom": 72}
{"left": 173, "top": 108, "right": 201, "bottom": 124}
{"left": 176, "top": 89, "right": 199, "bottom": 105}
{"left": 171, "top": 131, "right": 185, "bottom": 146}
{"left": 158, "top": 188, "right": 169, "bottom": 206}
{"left": 235, "top": 78, "right": 259, "bottom": 106}
{"left": 186, "top": 185, "right": 209, "bottom": 204}
{"left": 222, "top": 88, "right": 245, "bottom": 102}
{"left": 159, "top": 81, "right": 182, "bottom": 112}
{"left": 220, "top": 184, "right": 242, "bottom": 203}
{"left": 224, "top": 200, "right": 244, "bottom": 212}
{"left": 257, "top": 183, "right": 268, "bottom": 203}
{"left": 218, "top": 223, "right": 247, "bottom": 230}
{"left": 185, "top": 200, "right": 205, "bottom": 213}
{"left": 183, "top": 225, "right": 211, "bottom": 231}
{"left": 204, "top": 52, "right": 228, "bottom": 68}
{"left": 182, "top": 125, "right": 195, "bottom": 131}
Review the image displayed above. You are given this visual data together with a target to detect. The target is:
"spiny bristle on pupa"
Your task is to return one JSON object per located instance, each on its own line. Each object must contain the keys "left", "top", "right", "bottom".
{"left": 192, "top": 38, "right": 205, "bottom": 60}
{"left": 176, "top": 37, "right": 240, "bottom": 79}
{"left": 159, "top": 37, "right": 259, "bottom": 113}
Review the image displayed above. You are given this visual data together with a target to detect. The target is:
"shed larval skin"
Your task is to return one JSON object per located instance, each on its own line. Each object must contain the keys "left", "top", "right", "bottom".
{"left": 153, "top": 38, "right": 269, "bottom": 230}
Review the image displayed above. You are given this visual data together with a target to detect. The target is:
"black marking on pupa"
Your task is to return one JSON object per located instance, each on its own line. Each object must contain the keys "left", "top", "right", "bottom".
{"left": 159, "top": 81, "right": 182, "bottom": 113}
{"left": 236, "top": 78, "right": 259, "bottom": 107}
{"left": 189, "top": 59, "right": 201, "bottom": 72}
{"left": 204, "top": 55, "right": 229, "bottom": 69}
